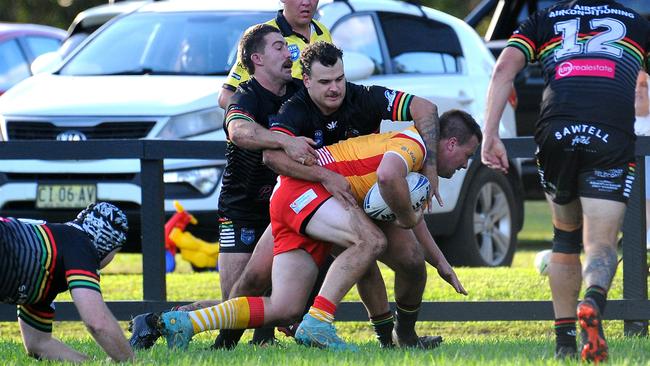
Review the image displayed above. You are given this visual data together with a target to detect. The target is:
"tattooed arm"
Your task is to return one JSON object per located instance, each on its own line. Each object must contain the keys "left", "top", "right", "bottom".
{"left": 409, "top": 96, "right": 441, "bottom": 207}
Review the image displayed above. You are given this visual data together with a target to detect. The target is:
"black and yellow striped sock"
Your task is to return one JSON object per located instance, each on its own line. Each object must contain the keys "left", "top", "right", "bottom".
{"left": 370, "top": 311, "right": 394, "bottom": 347}
{"left": 394, "top": 301, "right": 420, "bottom": 339}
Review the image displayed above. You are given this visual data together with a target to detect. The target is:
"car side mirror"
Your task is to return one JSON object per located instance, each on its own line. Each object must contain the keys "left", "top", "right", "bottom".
{"left": 31, "top": 52, "right": 63, "bottom": 75}
{"left": 343, "top": 51, "right": 375, "bottom": 81}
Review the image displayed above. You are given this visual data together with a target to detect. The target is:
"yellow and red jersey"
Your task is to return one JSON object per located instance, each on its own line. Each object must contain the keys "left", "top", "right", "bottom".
{"left": 316, "top": 126, "right": 426, "bottom": 203}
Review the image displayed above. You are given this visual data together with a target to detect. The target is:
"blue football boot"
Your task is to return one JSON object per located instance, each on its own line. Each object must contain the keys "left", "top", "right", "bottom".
{"left": 295, "top": 314, "right": 358, "bottom": 352}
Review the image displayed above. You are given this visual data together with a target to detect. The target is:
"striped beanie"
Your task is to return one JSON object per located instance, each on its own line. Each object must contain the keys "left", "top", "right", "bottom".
{"left": 71, "top": 202, "right": 128, "bottom": 261}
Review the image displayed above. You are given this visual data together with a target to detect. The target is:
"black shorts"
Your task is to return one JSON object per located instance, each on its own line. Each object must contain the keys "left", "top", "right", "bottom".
{"left": 535, "top": 121, "right": 635, "bottom": 205}
{"left": 218, "top": 217, "right": 268, "bottom": 254}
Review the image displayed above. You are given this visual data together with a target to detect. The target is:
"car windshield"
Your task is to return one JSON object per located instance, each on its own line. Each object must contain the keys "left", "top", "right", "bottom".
{"left": 59, "top": 11, "right": 273, "bottom": 76}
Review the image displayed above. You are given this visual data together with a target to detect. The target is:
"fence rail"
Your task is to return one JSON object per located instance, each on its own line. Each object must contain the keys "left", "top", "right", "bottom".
{"left": 0, "top": 138, "right": 647, "bottom": 335}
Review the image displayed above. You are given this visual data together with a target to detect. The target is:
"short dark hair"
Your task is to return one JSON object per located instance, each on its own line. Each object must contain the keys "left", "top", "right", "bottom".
{"left": 439, "top": 109, "right": 482, "bottom": 145}
{"left": 239, "top": 24, "right": 281, "bottom": 74}
{"left": 300, "top": 41, "right": 342, "bottom": 77}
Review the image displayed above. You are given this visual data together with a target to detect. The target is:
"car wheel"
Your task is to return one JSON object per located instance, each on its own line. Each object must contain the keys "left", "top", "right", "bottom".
{"left": 441, "top": 167, "right": 518, "bottom": 267}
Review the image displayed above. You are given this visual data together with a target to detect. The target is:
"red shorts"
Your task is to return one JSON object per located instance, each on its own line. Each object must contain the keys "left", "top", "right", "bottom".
{"left": 269, "top": 176, "right": 332, "bottom": 267}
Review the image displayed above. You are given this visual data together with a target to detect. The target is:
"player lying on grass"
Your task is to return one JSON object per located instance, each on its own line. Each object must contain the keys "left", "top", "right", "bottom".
{"left": 157, "top": 109, "right": 478, "bottom": 350}
{"left": 0, "top": 202, "right": 134, "bottom": 362}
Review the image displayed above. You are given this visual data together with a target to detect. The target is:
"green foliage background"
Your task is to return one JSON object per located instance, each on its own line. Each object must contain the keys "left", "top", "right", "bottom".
{"left": 0, "top": 0, "right": 484, "bottom": 30}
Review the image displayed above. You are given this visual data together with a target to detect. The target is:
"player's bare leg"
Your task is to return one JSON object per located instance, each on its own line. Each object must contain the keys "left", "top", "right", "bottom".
{"left": 546, "top": 197, "right": 582, "bottom": 358}
{"left": 577, "top": 197, "right": 625, "bottom": 363}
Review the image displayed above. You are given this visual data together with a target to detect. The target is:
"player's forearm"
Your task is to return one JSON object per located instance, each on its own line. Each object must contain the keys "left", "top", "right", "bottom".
{"left": 378, "top": 175, "right": 417, "bottom": 227}
{"left": 229, "top": 121, "right": 289, "bottom": 151}
{"left": 484, "top": 49, "right": 524, "bottom": 136}
{"left": 89, "top": 320, "right": 134, "bottom": 362}
{"left": 263, "top": 149, "right": 321, "bottom": 180}
{"left": 410, "top": 98, "right": 439, "bottom": 174}
{"left": 483, "top": 75, "right": 513, "bottom": 137}
{"left": 412, "top": 220, "right": 446, "bottom": 267}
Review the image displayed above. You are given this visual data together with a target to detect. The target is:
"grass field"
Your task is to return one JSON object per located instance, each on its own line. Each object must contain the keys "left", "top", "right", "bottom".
{"left": 1, "top": 201, "right": 649, "bottom": 365}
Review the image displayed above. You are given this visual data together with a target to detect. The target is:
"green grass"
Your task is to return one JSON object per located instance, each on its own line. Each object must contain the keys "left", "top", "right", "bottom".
{"left": 2, "top": 201, "right": 649, "bottom": 364}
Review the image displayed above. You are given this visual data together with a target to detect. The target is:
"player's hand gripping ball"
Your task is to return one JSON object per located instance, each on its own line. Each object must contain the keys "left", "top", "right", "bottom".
{"left": 364, "top": 172, "right": 430, "bottom": 221}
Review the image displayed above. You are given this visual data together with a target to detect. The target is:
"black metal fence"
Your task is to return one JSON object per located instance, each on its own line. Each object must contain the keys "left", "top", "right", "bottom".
{"left": 0, "top": 138, "right": 647, "bottom": 335}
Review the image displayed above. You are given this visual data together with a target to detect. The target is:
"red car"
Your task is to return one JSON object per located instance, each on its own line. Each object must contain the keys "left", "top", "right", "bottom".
{"left": 0, "top": 23, "right": 66, "bottom": 96}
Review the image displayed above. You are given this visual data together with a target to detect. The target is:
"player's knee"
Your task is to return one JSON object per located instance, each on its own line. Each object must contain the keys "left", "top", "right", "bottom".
{"left": 366, "top": 230, "right": 388, "bottom": 257}
{"left": 394, "top": 241, "right": 424, "bottom": 270}
{"left": 552, "top": 226, "right": 582, "bottom": 254}
{"left": 352, "top": 224, "right": 387, "bottom": 257}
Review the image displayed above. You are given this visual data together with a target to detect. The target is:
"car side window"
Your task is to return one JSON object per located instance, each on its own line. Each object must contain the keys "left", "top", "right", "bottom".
{"left": 331, "top": 14, "right": 384, "bottom": 75}
{"left": 25, "top": 36, "right": 62, "bottom": 58}
{"left": 0, "top": 39, "right": 31, "bottom": 91}
{"left": 377, "top": 12, "right": 464, "bottom": 74}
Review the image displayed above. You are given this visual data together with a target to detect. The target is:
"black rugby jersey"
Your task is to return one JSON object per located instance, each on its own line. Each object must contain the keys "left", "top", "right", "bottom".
{"left": 218, "top": 78, "right": 303, "bottom": 223}
{"left": 0, "top": 218, "right": 100, "bottom": 332}
{"left": 269, "top": 82, "right": 414, "bottom": 147}
{"left": 507, "top": 0, "right": 650, "bottom": 134}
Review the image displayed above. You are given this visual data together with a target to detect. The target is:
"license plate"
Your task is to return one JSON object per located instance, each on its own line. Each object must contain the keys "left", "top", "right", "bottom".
{"left": 36, "top": 184, "right": 97, "bottom": 209}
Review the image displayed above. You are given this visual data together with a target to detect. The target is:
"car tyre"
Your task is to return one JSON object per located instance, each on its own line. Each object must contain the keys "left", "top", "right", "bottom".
{"left": 441, "top": 166, "right": 518, "bottom": 267}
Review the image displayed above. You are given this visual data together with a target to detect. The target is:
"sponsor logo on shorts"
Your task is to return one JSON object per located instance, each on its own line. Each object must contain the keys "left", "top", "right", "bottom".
{"left": 594, "top": 168, "right": 624, "bottom": 179}
{"left": 571, "top": 136, "right": 591, "bottom": 146}
{"left": 553, "top": 124, "right": 609, "bottom": 143}
{"left": 240, "top": 227, "right": 256, "bottom": 246}
{"left": 290, "top": 188, "right": 318, "bottom": 214}
{"left": 555, "top": 59, "right": 615, "bottom": 80}
{"left": 288, "top": 44, "right": 300, "bottom": 61}
{"left": 384, "top": 89, "right": 397, "bottom": 112}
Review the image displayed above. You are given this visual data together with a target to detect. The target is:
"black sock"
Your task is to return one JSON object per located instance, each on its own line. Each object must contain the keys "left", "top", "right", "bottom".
{"left": 394, "top": 302, "right": 420, "bottom": 339}
{"left": 251, "top": 326, "right": 275, "bottom": 345}
{"left": 370, "top": 311, "right": 394, "bottom": 347}
{"left": 212, "top": 329, "right": 245, "bottom": 350}
{"left": 554, "top": 317, "right": 577, "bottom": 349}
{"left": 584, "top": 285, "right": 607, "bottom": 314}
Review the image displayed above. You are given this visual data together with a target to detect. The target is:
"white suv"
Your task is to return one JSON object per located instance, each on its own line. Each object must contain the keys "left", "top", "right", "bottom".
{"left": 0, "top": 0, "right": 522, "bottom": 266}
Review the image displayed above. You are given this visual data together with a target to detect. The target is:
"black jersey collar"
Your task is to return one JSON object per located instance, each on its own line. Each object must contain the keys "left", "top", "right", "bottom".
{"left": 275, "top": 10, "right": 324, "bottom": 43}
{"left": 249, "top": 76, "right": 303, "bottom": 99}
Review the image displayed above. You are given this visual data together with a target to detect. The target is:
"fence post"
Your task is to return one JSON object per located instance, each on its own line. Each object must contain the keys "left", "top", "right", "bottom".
{"left": 140, "top": 158, "right": 166, "bottom": 301}
{"left": 622, "top": 156, "right": 649, "bottom": 336}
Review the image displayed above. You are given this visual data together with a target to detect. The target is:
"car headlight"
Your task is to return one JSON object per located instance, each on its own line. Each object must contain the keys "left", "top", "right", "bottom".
{"left": 164, "top": 167, "right": 222, "bottom": 195}
{"left": 157, "top": 108, "right": 222, "bottom": 139}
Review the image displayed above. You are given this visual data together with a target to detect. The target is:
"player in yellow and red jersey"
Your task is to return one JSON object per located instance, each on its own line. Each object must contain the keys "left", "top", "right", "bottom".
{"left": 269, "top": 125, "right": 426, "bottom": 267}
{"left": 156, "top": 110, "right": 479, "bottom": 351}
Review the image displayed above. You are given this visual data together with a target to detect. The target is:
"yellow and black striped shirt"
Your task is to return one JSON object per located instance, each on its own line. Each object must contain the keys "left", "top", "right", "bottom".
{"left": 223, "top": 10, "right": 332, "bottom": 91}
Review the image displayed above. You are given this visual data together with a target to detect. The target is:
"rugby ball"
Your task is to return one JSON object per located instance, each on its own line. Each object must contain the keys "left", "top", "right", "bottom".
{"left": 534, "top": 249, "right": 552, "bottom": 276}
{"left": 363, "top": 172, "right": 430, "bottom": 221}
